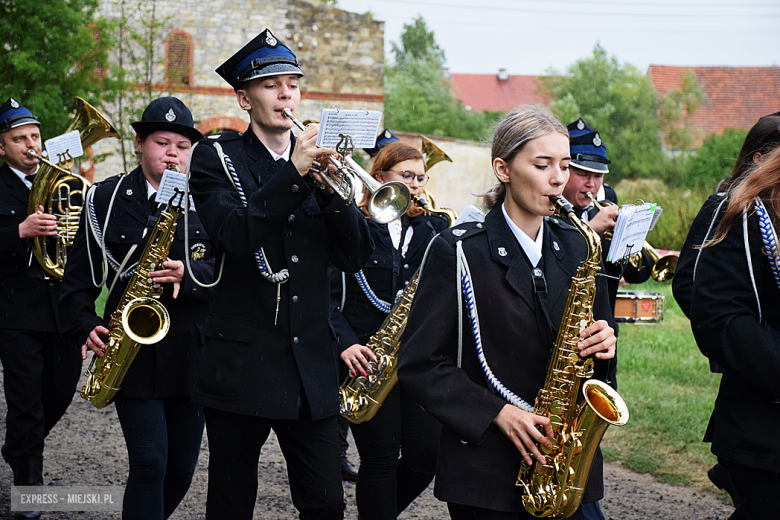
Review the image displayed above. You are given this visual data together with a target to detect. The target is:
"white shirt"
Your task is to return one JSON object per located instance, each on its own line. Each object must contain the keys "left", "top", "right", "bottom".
{"left": 501, "top": 202, "right": 543, "bottom": 267}
{"left": 387, "top": 218, "right": 413, "bottom": 257}
{"left": 10, "top": 164, "right": 39, "bottom": 190}
{"left": 263, "top": 141, "right": 291, "bottom": 162}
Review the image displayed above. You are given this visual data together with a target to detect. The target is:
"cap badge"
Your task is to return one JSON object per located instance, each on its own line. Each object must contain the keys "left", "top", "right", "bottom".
{"left": 593, "top": 133, "right": 602, "bottom": 147}
{"left": 452, "top": 229, "right": 466, "bottom": 237}
{"left": 577, "top": 119, "right": 584, "bottom": 131}
{"left": 10, "top": 98, "right": 20, "bottom": 109}
{"left": 498, "top": 247, "right": 507, "bottom": 257}
{"left": 384, "top": 130, "right": 391, "bottom": 139}
{"left": 265, "top": 31, "right": 278, "bottom": 47}
{"left": 165, "top": 108, "right": 176, "bottom": 122}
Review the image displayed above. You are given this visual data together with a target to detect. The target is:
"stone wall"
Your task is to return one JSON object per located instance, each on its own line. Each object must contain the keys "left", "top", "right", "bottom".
{"left": 92, "top": 0, "right": 384, "bottom": 180}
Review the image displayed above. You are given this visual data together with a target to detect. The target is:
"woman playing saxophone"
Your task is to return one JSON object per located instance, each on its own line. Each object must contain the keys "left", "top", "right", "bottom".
{"left": 397, "top": 105, "right": 616, "bottom": 520}
{"left": 330, "top": 142, "right": 448, "bottom": 519}
{"left": 59, "top": 97, "right": 214, "bottom": 520}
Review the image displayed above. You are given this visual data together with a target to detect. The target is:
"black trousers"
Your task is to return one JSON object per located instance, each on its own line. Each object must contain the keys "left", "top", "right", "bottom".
{"left": 114, "top": 395, "right": 205, "bottom": 520}
{"left": 720, "top": 458, "right": 780, "bottom": 520}
{"left": 350, "top": 383, "right": 441, "bottom": 520}
{"left": 0, "top": 329, "right": 80, "bottom": 459}
{"left": 204, "top": 406, "right": 344, "bottom": 520}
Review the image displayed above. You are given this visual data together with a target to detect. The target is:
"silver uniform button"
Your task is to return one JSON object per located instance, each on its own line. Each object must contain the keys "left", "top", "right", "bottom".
{"left": 10, "top": 210, "right": 14, "bottom": 215}
{"left": 403, "top": 264, "right": 410, "bottom": 269}
{"left": 120, "top": 235, "right": 126, "bottom": 240}
{"left": 293, "top": 337, "right": 299, "bottom": 344}
{"left": 291, "top": 184, "right": 299, "bottom": 193}
{"left": 288, "top": 214, "right": 295, "bottom": 222}
{"left": 291, "top": 255, "right": 299, "bottom": 263}
{"left": 195, "top": 230, "right": 200, "bottom": 235}
{"left": 292, "top": 295, "right": 298, "bottom": 303}
{"left": 373, "top": 260, "right": 378, "bottom": 265}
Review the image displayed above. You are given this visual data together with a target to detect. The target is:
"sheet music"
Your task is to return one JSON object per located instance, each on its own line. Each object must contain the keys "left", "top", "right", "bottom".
{"left": 44, "top": 131, "right": 83, "bottom": 165}
{"left": 156, "top": 169, "right": 187, "bottom": 207}
{"left": 455, "top": 205, "right": 485, "bottom": 225}
{"left": 315, "top": 109, "right": 382, "bottom": 148}
{"left": 607, "top": 202, "right": 655, "bottom": 264}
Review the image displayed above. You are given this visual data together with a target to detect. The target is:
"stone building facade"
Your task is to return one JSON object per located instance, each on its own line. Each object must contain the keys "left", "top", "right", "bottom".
{"left": 92, "top": 0, "right": 385, "bottom": 180}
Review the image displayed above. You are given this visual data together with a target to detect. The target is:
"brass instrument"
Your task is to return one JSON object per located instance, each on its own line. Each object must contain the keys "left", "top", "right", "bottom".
{"left": 586, "top": 192, "right": 677, "bottom": 282}
{"left": 517, "top": 196, "right": 629, "bottom": 518}
{"left": 339, "top": 193, "right": 456, "bottom": 423}
{"left": 80, "top": 186, "right": 184, "bottom": 409}
{"left": 282, "top": 108, "right": 411, "bottom": 224}
{"left": 27, "top": 97, "right": 120, "bottom": 279}
{"left": 421, "top": 135, "right": 452, "bottom": 170}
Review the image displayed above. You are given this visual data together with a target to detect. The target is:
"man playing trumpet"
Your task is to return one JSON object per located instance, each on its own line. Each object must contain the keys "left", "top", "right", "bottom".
{"left": 188, "top": 29, "right": 372, "bottom": 519}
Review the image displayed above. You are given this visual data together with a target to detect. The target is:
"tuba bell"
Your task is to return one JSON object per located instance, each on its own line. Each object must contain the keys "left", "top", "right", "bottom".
{"left": 421, "top": 135, "right": 452, "bottom": 171}
{"left": 27, "top": 97, "right": 120, "bottom": 279}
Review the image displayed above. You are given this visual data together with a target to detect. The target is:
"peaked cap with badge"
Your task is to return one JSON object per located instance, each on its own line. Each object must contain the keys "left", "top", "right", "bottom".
{"left": 130, "top": 96, "right": 203, "bottom": 143}
{"left": 364, "top": 128, "right": 399, "bottom": 158}
{"left": 0, "top": 98, "right": 40, "bottom": 133}
{"left": 567, "top": 118, "right": 611, "bottom": 174}
{"left": 215, "top": 29, "right": 303, "bottom": 90}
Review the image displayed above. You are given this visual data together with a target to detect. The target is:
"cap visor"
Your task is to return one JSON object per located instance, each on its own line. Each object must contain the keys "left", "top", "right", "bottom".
{"left": 570, "top": 160, "right": 609, "bottom": 174}
{"left": 5, "top": 117, "right": 40, "bottom": 131}
{"left": 131, "top": 121, "right": 203, "bottom": 143}
{"left": 240, "top": 63, "right": 304, "bottom": 84}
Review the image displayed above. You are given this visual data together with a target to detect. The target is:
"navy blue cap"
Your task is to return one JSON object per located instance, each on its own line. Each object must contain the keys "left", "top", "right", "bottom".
{"left": 131, "top": 97, "right": 203, "bottom": 143}
{"left": 364, "top": 129, "right": 399, "bottom": 157}
{"left": 0, "top": 98, "right": 40, "bottom": 133}
{"left": 216, "top": 29, "right": 303, "bottom": 90}
{"left": 567, "top": 118, "right": 610, "bottom": 173}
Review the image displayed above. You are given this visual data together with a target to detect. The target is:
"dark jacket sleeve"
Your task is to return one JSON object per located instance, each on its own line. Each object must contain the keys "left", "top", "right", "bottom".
{"left": 329, "top": 265, "right": 361, "bottom": 352}
{"left": 689, "top": 210, "right": 780, "bottom": 399}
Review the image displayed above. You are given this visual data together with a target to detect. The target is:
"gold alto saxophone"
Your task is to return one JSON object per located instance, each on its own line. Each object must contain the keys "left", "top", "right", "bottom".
{"left": 517, "top": 196, "right": 629, "bottom": 518}
{"left": 80, "top": 182, "right": 185, "bottom": 409}
{"left": 339, "top": 195, "right": 456, "bottom": 423}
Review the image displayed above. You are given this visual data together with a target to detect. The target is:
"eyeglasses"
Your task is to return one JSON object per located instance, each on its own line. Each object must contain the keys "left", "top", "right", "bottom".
{"left": 382, "top": 170, "right": 429, "bottom": 186}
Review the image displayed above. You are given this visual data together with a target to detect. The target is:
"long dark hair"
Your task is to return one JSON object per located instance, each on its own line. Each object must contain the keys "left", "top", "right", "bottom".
{"left": 718, "top": 111, "right": 780, "bottom": 192}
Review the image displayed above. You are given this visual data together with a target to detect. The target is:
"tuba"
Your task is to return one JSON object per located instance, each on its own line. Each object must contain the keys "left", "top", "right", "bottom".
{"left": 517, "top": 196, "right": 629, "bottom": 518}
{"left": 27, "top": 97, "right": 120, "bottom": 279}
{"left": 282, "top": 108, "right": 411, "bottom": 224}
{"left": 339, "top": 195, "right": 456, "bottom": 423}
{"left": 586, "top": 192, "right": 677, "bottom": 282}
{"left": 80, "top": 184, "right": 184, "bottom": 409}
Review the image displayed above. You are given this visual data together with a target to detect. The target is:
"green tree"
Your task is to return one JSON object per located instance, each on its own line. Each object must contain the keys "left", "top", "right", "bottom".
{"left": 384, "top": 16, "right": 498, "bottom": 141}
{"left": 658, "top": 69, "right": 705, "bottom": 170}
{"left": 682, "top": 128, "right": 747, "bottom": 190}
{"left": 0, "top": 0, "right": 110, "bottom": 138}
{"left": 537, "top": 44, "right": 665, "bottom": 182}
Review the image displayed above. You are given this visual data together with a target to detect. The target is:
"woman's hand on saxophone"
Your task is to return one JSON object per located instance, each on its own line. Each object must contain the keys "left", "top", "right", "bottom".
{"left": 82, "top": 325, "right": 110, "bottom": 360}
{"left": 340, "top": 343, "right": 377, "bottom": 377}
{"left": 148, "top": 259, "right": 185, "bottom": 299}
{"left": 577, "top": 319, "right": 616, "bottom": 359}
{"left": 493, "top": 405, "right": 554, "bottom": 466}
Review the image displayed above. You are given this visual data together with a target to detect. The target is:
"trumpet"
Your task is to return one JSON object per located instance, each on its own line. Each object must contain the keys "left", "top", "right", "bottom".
{"left": 282, "top": 108, "right": 411, "bottom": 224}
{"left": 586, "top": 192, "right": 677, "bottom": 282}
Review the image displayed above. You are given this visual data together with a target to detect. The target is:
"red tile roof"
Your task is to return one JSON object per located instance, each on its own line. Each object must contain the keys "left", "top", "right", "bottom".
{"left": 648, "top": 65, "right": 780, "bottom": 138}
{"left": 449, "top": 73, "right": 546, "bottom": 113}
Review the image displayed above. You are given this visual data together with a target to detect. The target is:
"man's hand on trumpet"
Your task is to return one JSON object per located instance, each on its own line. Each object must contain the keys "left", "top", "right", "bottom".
{"left": 588, "top": 203, "right": 619, "bottom": 235}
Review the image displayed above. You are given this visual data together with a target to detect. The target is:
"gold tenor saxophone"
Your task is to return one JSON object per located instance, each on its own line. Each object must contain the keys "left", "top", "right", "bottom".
{"left": 80, "top": 185, "right": 185, "bottom": 409}
{"left": 517, "top": 196, "right": 629, "bottom": 518}
{"left": 339, "top": 197, "right": 456, "bottom": 423}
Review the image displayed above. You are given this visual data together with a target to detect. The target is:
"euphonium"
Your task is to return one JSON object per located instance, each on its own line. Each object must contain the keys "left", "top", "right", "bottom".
{"left": 585, "top": 192, "right": 677, "bottom": 282}
{"left": 339, "top": 194, "right": 456, "bottom": 423}
{"left": 80, "top": 186, "right": 184, "bottom": 409}
{"left": 517, "top": 196, "right": 629, "bottom": 518}
{"left": 282, "top": 108, "right": 411, "bottom": 224}
{"left": 27, "top": 97, "right": 120, "bottom": 279}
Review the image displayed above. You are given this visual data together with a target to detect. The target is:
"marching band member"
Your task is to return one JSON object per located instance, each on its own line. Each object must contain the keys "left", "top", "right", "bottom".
{"left": 187, "top": 29, "right": 372, "bottom": 519}
{"left": 59, "top": 97, "right": 213, "bottom": 520}
{"left": 689, "top": 145, "right": 780, "bottom": 519}
{"left": 0, "top": 98, "right": 81, "bottom": 519}
{"left": 330, "top": 142, "right": 447, "bottom": 519}
{"left": 397, "top": 105, "right": 616, "bottom": 519}
{"left": 674, "top": 110, "right": 780, "bottom": 508}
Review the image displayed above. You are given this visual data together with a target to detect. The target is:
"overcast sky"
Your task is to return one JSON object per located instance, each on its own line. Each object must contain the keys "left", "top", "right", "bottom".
{"left": 335, "top": 0, "right": 780, "bottom": 75}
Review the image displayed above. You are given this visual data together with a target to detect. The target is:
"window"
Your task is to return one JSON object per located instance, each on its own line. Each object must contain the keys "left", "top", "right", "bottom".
{"left": 165, "top": 30, "right": 193, "bottom": 86}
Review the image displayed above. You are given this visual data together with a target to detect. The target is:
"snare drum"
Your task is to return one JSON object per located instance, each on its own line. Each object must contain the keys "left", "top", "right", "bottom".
{"left": 614, "top": 290, "right": 664, "bottom": 324}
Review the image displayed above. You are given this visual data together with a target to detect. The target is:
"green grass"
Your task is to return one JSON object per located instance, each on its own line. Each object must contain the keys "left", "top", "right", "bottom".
{"left": 602, "top": 278, "right": 728, "bottom": 497}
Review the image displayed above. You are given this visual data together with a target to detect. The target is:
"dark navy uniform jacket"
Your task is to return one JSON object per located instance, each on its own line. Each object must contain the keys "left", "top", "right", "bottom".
{"left": 398, "top": 206, "right": 615, "bottom": 513}
{"left": 59, "top": 167, "right": 215, "bottom": 399}
{"left": 188, "top": 129, "right": 372, "bottom": 420}
{"left": 0, "top": 164, "right": 60, "bottom": 332}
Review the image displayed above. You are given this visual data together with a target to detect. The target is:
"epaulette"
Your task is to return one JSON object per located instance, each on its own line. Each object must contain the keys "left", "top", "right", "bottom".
{"left": 439, "top": 221, "right": 486, "bottom": 244}
{"left": 546, "top": 214, "right": 577, "bottom": 231}
{"left": 203, "top": 131, "right": 243, "bottom": 142}
{"left": 92, "top": 173, "right": 124, "bottom": 188}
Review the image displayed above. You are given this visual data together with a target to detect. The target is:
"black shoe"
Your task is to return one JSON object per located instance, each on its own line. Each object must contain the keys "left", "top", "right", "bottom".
{"left": 708, "top": 463, "right": 739, "bottom": 507}
{"left": 11, "top": 456, "right": 43, "bottom": 519}
{"left": 341, "top": 456, "right": 358, "bottom": 482}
